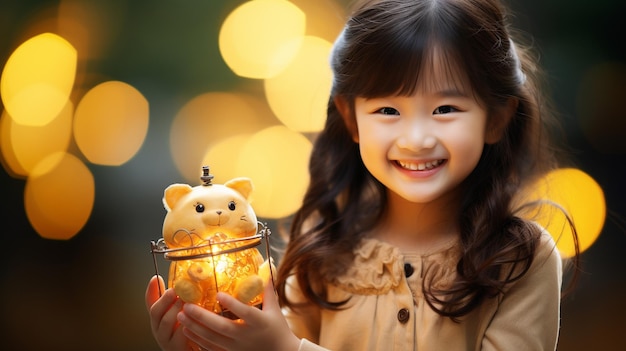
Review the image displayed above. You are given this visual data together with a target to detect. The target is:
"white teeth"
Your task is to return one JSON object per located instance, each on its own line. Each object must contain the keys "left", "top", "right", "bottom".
{"left": 399, "top": 159, "right": 443, "bottom": 171}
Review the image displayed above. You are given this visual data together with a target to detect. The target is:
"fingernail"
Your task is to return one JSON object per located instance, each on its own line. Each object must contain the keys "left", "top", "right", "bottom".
{"left": 183, "top": 302, "right": 199, "bottom": 314}
{"left": 216, "top": 292, "right": 228, "bottom": 302}
{"left": 177, "top": 312, "right": 186, "bottom": 323}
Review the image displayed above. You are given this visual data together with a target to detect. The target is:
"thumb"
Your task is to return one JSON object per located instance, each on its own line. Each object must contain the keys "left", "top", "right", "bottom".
{"left": 261, "top": 279, "right": 279, "bottom": 312}
{"left": 145, "top": 275, "right": 166, "bottom": 311}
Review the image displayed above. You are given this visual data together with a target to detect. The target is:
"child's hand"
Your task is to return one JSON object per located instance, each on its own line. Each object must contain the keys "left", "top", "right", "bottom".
{"left": 145, "top": 275, "right": 191, "bottom": 351}
{"left": 177, "top": 281, "right": 301, "bottom": 351}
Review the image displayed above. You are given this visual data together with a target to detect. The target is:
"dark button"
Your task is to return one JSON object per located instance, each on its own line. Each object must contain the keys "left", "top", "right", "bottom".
{"left": 397, "top": 308, "right": 410, "bottom": 323}
{"left": 404, "top": 263, "right": 414, "bottom": 278}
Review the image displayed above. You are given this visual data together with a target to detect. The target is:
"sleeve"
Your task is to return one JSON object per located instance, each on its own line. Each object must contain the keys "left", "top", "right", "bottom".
{"left": 298, "top": 339, "right": 332, "bottom": 351}
{"left": 282, "top": 276, "right": 330, "bottom": 350}
{"left": 481, "top": 232, "right": 563, "bottom": 351}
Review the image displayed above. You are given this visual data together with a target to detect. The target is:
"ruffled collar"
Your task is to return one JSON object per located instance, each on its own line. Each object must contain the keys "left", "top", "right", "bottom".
{"left": 332, "top": 237, "right": 460, "bottom": 295}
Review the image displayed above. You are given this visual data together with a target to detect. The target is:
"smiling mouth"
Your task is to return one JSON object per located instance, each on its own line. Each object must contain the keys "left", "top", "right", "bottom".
{"left": 397, "top": 159, "right": 445, "bottom": 171}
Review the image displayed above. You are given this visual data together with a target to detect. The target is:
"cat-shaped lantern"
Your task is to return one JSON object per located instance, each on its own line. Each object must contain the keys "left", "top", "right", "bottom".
{"left": 150, "top": 166, "right": 273, "bottom": 317}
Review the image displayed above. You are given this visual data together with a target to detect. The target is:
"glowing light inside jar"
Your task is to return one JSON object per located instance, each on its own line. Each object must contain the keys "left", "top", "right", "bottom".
{"left": 168, "top": 238, "right": 263, "bottom": 313}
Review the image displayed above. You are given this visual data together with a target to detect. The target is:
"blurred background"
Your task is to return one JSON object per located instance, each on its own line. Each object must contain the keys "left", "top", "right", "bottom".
{"left": 0, "top": 0, "right": 624, "bottom": 350}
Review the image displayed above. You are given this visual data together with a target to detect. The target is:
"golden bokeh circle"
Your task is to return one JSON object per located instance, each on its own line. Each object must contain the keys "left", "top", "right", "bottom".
{"left": 1, "top": 33, "right": 77, "bottom": 126}
{"left": 0, "top": 102, "right": 73, "bottom": 178}
{"left": 170, "top": 92, "right": 275, "bottom": 183}
{"left": 236, "top": 126, "right": 312, "bottom": 218}
{"left": 74, "top": 81, "right": 149, "bottom": 166}
{"left": 522, "top": 168, "right": 606, "bottom": 258}
{"left": 24, "top": 152, "right": 95, "bottom": 240}
{"left": 218, "top": 0, "right": 306, "bottom": 79}
{"left": 264, "top": 36, "right": 333, "bottom": 133}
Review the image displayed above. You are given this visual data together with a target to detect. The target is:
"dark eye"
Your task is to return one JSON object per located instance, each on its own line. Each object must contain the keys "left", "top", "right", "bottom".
{"left": 228, "top": 201, "right": 236, "bottom": 211}
{"left": 433, "top": 105, "right": 457, "bottom": 114}
{"left": 376, "top": 107, "right": 399, "bottom": 115}
{"left": 195, "top": 203, "right": 205, "bottom": 213}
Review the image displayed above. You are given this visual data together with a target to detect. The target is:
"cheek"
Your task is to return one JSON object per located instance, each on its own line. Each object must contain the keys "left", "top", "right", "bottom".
{"left": 447, "top": 125, "right": 486, "bottom": 168}
{"left": 356, "top": 126, "right": 390, "bottom": 174}
{"left": 357, "top": 137, "right": 380, "bottom": 168}
{"left": 355, "top": 123, "right": 377, "bottom": 153}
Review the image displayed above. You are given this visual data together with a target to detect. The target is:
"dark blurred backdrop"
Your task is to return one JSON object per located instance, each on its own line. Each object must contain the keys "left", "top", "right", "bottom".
{"left": 0, "top": 0, "right": 624, "bottom": 350}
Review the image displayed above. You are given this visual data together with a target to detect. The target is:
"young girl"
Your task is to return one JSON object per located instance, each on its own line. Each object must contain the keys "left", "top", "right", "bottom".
{"left": 146, "top": 0, "right": 578, "bottom": 350}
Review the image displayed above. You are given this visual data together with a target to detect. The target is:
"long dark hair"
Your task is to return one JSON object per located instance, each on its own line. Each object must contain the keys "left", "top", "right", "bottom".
{"left": 276, "top": 0, "right": 577, "bottom": 318}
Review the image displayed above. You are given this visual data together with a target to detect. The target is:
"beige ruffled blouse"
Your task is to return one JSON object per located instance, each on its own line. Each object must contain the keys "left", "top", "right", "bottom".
{"left": 284, "top": 233, "right": 562, "bottom": 351}
{"left": 333, "top": 237, "right": 459, "bottom": 297}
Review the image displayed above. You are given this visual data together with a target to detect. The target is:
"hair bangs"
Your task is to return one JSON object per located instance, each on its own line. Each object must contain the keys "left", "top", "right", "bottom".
{"left": 417, "top": 43, "right": 476, "bottom": 99}
{"left": 352, "top": 31, "right": 428, "bottom": 98}
{"left": 333, "top": 3, "right": 475, "bottom": 101}
{"left": 347, "top": 38, "right": 475, "bottom": 101}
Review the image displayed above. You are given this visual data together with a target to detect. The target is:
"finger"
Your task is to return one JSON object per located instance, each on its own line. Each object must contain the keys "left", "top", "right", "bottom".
{"left": 150, "top": 288, "right": 181, "bottom": 331}
{"left": 180, "top": 304, "right": 236, "bottom": 347}
{"left": 183, "top": 328, "right": 227, "bottom": 351}
{"left": 145, "top": 275, "right": 166, "bottom": 311}
{"left": 216, "top": 292, "right": 261, "bottom": 322}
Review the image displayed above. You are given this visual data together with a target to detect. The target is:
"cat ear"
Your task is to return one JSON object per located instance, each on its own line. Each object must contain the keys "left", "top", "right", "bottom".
{"left": 224, "top": 178, "right": 253, "bottom": 200}
{"left": 163, "top": 184, "right": 193, "bottom": 211}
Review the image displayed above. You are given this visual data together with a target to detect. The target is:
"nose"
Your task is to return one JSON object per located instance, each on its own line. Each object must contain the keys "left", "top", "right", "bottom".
{"left": 202, "top": 210, "right": 227, "bottom": 226}
{"left": 396, "top": 117, "right": 437, "bottom": 151}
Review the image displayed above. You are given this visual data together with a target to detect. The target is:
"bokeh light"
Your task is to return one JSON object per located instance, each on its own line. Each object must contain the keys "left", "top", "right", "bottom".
{"left": 236, "top": 125, "right": 312, "bottom": 218}
{"left": 24, "top": 152, "right": 95, "bottom": 240}
{"left": 521, "top": 168, "right": 606, "bottom": 258}
{"left": 0, "top": 0, "right": 622, "bottom": 349}
{"left": 201, "top": 134, "right": 252, "bottom": 185}
{"left": 264, "top": 36, "right": 333, "bottom": 133}
{"left": 291, "top": 0, "right": 345, "bottom": 42}
{"left": 0, "top": 102, "right": 73, "bottom": 178}
{"left": 73, "top": 80, "right": 149, "bottom": 166}
{"left": 218, "top": 0, "right": 306, "bottom": 79}
{"left": 0, "top": 110, "right": 24, "bottom": 178}
{"left": 170, "top": 92, "right": 276, "bottom": 183}
{"left": 1, "top": 32, "right": 76, "bottom": 126}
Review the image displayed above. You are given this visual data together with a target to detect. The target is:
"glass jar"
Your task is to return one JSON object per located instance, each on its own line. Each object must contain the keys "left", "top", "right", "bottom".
{"left": 151, "top": 222, "right": 272, "bottom": 317}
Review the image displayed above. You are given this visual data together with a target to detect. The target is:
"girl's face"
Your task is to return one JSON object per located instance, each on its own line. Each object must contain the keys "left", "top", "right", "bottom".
{"left": 353, "top": 80, "right": 488, "bottom": 204}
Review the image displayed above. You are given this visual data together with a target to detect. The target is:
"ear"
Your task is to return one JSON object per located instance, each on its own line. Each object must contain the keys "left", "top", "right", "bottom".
{"left": 163, "top": 184, "right": 193, "bottom": 211}
{"left": 485, "top": 97, "right": 518, "bottom": 144}
{"left": 334, "top": 95, "right": 359, "bottom": 143}
{"left": 224, "top": 177, "right": 253, "bottom": 200}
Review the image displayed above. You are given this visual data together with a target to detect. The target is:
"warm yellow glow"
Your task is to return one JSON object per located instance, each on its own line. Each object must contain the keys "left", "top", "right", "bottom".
{"left": 522, "top": 168, "right": 606, "bottom": 258}
{"left": 0, "top": 102, "right": 73, "bottom": 177}
{"left": 1, "top": 33, "right": 77, "bottom": 126}
{"left": 219, "top": 0, "right": 306, "bottom": 79}
{"left": 201, "top": 134, "right": 251, "bottom": 185}
{"left": 1, "top": 109, "right": 27, "bottom": 178}
{"left": 264, "top": 36, "right": 333, "bottom": 132}
{"left": 290, "top": 0, "right": 345, "bottom": 42}
{"left": 168, "top": 237, "right": 263, "bottom": 311}
{"left": 236, "top": 125, "right": 311, "bottom": 218}
{"left": 73, "top": 81, "right": 149, "bottom": 166}
{"left": 24, "top": 152, "right": 95, "bottom": 240}
{"left": 170, "top": 92, "right": 275, "bottom": 183}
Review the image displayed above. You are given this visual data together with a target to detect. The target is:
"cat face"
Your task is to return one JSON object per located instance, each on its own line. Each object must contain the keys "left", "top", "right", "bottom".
{"left": 162, "top": 178, "right": 258, "bottom": 248}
